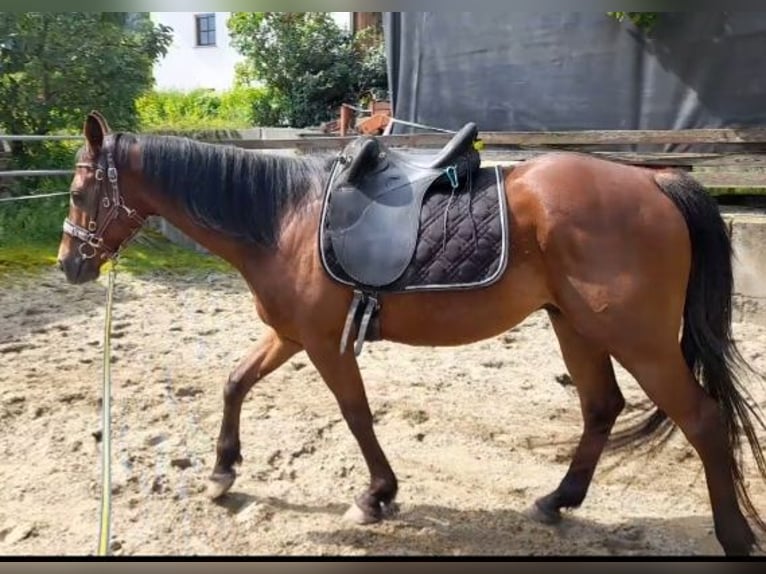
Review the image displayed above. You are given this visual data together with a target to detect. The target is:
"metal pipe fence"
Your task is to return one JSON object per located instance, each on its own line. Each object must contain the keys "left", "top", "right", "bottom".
{"left": 0, "top": 134, "right": 79, "bottom": 202}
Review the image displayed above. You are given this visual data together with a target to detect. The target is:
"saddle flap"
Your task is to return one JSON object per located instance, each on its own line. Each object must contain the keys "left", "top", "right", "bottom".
{"left": 326, "top": 171, "right": 440, "bottom": 287}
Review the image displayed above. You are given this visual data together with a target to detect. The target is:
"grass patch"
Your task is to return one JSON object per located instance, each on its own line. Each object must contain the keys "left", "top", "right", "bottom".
{"left": 0, "top": 229, "right": 233, "bottom": 281}
{"left": 1, "top": 196, "right": 233, "bottom": 281}
{"left": 0, "top": 243, "right": 60, "bottom": 276}
{"left": 113, "top": 231, "right": 233, "bottom": 276}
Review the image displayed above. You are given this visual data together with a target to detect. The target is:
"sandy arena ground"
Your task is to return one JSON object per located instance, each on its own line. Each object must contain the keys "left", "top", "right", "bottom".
{"left": 1, "top": 268, "right": 765, "bottom": 556}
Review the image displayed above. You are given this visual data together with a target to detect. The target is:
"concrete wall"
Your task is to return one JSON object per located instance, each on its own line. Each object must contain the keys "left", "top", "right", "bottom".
{"left": 724, "top": 209, "right": 766, "bottom": 326}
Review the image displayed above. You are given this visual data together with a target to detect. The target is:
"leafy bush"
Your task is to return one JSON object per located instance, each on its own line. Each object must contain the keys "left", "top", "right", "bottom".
{"left": 1, "top": 138, "right": 81, "bottom": 199}
{"left": 135, "top": 87, "right": 279, "bottom": 131}
{"left": 0, "top": 13, "right": 172, "bottom": 154}
{"left": 228, "top": 12, "right": 388, "bottom": 128}
{"left": 0, "top": 12, "right": 171, "bottom": 197}
{"left": 0, "top": 195, "right": 69, "bottom": 246}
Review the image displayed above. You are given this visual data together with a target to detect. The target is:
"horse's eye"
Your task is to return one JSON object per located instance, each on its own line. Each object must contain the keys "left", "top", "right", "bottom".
{"left": 71, "top": 191, "right": 85, "bottom": 206}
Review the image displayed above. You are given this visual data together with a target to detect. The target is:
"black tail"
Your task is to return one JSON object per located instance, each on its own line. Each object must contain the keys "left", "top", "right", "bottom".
{"left": 608, "top": 169, "right": 766, "bottom": 531}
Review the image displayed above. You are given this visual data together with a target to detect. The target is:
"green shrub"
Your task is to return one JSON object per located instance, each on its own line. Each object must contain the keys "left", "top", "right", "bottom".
{"left": 136, "top": 87, "right": 279, "bottom": 131}
{"left": 0, "top": 195, "right": 69, "bottom": 246}
{"left": 228, "top": 12, "right": 389, "bottom": 128}
{"left": 2, "top": 138, "right": 81, "bottom": 199}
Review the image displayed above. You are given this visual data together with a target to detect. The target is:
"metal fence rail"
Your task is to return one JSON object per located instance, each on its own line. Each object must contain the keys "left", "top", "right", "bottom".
{"left": 0, "top": 169, "right": 73, "bottom": 178}
{"left": 0, "top": 134, "right": 83, "bottom": 142}
{"left": 0, "top": 134, "right": 81, "bottom": 187}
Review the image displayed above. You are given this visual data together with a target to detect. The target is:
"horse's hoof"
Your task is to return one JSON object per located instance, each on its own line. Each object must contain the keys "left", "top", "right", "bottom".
{"left": 207, "top": 472, "right": 236, "bottom": 500}
{"left": 381, "top": 501, "right": 400, "bottom": 519}
{"left": 343, "top": 502, "right": 381, "bottom": 525}
{"left": 525, "top": 501, "right": 562, "bottom": 525}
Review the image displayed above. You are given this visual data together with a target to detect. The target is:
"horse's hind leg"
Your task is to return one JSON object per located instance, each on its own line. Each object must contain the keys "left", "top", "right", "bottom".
{"left": 531, "top": 308, "right": 625, "bottom": 523}
{"left": 613, "top": 344, "right": 755, "bottom": 556}
{"left": 208, "top": 328, "right": 302, "bottom": 498}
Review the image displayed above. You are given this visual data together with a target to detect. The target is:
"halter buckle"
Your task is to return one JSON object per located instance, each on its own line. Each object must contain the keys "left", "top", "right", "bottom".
{"left": 107, "top": 167, "right": 118, "bottom": 183}
{"left": 87, "top": 234, "right": 103, "bottom": 249}
{"left": 78, "top": 241, "right": 97, "bottom": 260}
{"left": 121, "top": 204, "right": 137, "bottom": 219}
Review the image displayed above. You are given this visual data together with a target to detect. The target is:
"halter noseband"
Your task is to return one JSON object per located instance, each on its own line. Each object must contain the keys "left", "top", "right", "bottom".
{"left": 63, "top": 142, "right": 145, "bottom": 261}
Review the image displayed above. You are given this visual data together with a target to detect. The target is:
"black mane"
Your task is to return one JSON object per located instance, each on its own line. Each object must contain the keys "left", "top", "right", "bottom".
{"left": 113, "top": 133, "right": 328, "bottom": 247}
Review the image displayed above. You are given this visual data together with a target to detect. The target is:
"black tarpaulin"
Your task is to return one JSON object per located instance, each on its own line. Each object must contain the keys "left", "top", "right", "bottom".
{"left": 383, "top": 12, "right": 766, "bottom": 150}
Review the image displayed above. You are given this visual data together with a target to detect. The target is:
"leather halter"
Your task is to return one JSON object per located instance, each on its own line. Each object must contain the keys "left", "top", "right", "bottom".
{"left": 63, "top": 140, "right": 145, "bottom": 261}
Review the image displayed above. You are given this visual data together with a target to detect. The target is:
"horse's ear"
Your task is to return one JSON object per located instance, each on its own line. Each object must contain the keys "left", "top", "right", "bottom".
{"left": 90, "top": 110, "right": 111, "bottom": 134}
{"left": 83, "top": 111, "right": 108, "bottom": 154}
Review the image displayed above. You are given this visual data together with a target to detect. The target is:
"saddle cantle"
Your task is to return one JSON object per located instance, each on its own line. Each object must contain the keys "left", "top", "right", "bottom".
{"left": 319, "top": 122, "right": 510, "bottom": 355}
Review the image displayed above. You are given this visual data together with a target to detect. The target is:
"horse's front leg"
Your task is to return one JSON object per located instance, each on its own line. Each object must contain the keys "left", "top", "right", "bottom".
{"left": 208, "top": 327, "right": 302, "bottom": 498}
{"left": 304, "top": 336, "right": 398, "bottom": 524}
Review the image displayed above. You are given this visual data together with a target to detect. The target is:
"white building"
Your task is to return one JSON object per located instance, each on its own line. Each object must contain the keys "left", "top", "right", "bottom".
{"left": 151, "top": 12, "right": 352, "bottom": 92}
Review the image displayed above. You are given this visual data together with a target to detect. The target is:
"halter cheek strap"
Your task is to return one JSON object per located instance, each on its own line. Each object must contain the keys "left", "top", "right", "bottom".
{"left": 64, "top": 147, "right": 145, "bottom": 261}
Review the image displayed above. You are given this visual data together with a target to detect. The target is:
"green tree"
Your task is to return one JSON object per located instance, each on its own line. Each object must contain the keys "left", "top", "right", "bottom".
{"left": 228, "top": 12, "right": 388, "bottom": 128}
{"left": 0, "top": 12, "right": 172, "bottom": 159}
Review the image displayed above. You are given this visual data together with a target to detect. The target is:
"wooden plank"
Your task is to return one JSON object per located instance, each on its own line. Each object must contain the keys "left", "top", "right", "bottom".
{"left": 211, "top": 128, "right": 766, "bottom": 151}
{"left": 480, "top": 128, "right": 766, "bottom": 146}
{"left": 595, "top": 152, "right": 766, "bottom": 168}
{"left": 479, "top": 150, "right": 766, "bottom": 168}
{"left": 213, "top": 133, "right": 453, "bottom": 151}
{"left": 690, "top": 171, "right": 766, "bottom": 188}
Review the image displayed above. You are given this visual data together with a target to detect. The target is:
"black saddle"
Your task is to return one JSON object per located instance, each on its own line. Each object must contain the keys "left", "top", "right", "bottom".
{"left": 319, "top": 123, "right": 492, "bottom": 356}
{"left": 322, "top": 122, "right": 481, "bottom": 288}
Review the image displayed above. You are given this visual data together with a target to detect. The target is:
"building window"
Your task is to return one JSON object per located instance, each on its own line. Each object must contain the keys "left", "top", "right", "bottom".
{"left": 195, "top": 13, "right": 216, "bottom": 47}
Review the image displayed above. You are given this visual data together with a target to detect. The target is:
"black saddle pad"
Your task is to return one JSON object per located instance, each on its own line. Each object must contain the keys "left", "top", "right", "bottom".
{"left": 319, "top": 165, "right": 509, "bottom": 293}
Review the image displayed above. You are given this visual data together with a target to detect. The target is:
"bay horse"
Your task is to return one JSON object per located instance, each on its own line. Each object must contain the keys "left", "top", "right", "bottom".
{"left": 57, "top": 111, "right": 766, "bottom": 555}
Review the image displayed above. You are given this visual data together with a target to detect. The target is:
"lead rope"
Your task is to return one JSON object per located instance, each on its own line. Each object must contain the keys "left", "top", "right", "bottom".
{"left": 97, "top": 265, "right": 116, "bottom": 556}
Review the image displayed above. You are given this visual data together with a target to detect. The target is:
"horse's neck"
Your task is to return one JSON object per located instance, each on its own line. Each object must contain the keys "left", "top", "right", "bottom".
{"left": 143, "top": 191, "right": 253, "bottom": 271}
{"left": 138, "top": 180, "right": 324, "bottom": 274}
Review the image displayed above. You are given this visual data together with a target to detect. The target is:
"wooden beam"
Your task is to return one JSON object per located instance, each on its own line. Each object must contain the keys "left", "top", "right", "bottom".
{"left": 210, "top": 128, "right": 766, "bottom": 152}
{"left": 212, "top": 133, "right": 454, "bottom": 151}
{"left": 480, "top": 128, "right": 766, "bottom": 145}
{"left": 689, "top": 171, "right": 766, "bottom": 188}
{"left": 479, "top": 151, "right": 766, "bottom": 168}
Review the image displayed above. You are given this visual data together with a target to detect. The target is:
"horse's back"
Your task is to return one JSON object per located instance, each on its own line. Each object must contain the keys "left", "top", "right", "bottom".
{"left": 506, "top": 151, "right": 689, "bottom": 240}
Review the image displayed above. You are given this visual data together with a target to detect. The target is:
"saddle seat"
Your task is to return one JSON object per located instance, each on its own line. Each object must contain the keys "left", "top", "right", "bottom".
{"left": 322, "top": 122, "right": 482, "bottom": 289}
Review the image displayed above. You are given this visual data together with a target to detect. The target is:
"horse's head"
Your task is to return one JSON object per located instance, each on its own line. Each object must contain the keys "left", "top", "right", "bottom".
{"left": 57, "top": 111, "right": 146, "bottom": 284}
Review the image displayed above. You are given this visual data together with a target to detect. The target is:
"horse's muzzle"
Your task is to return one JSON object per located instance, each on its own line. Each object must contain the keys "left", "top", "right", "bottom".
{"left": 59, "top": 255, "right": 99, "bottom": 285}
